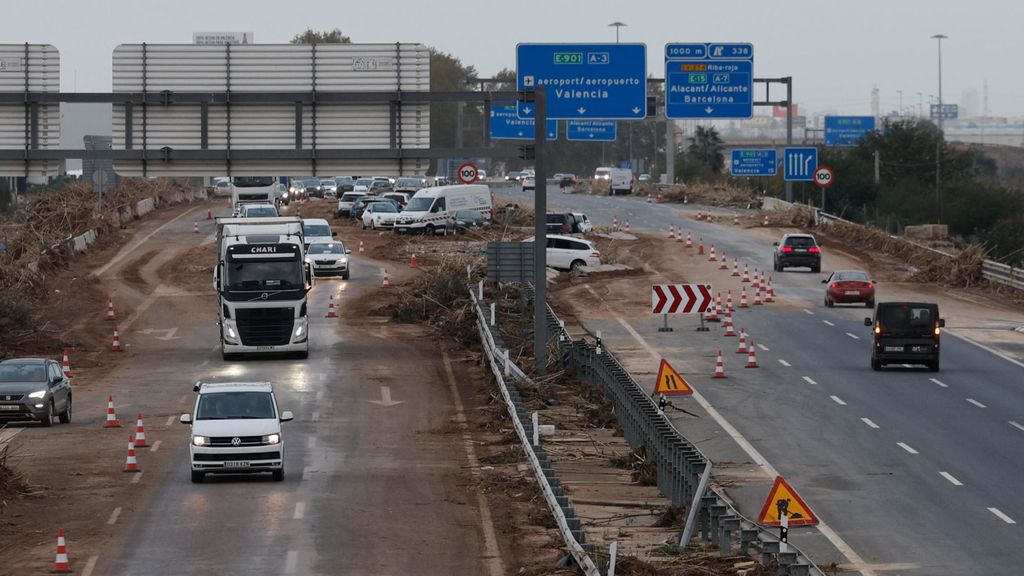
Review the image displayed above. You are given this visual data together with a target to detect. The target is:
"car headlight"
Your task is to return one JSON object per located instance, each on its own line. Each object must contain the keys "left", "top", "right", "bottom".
{"left": 28, "top": 390, "right": 47, "bottom": 399}
{"left": 192, "top": 435, "right": 209, "bottom": 447}
{"left": 263, "top": 433, "right": 281, "bottom": 445}
{"left": 339, "top": 257, "right": 349, "bottom": 264}
{"left": 304, "top": 257, "right": 312, "bottom": 264}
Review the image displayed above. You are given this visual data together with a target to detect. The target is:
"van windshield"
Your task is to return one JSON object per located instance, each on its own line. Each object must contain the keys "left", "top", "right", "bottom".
{"left": 405, "top": 197, "right": 433, "bottom": 212}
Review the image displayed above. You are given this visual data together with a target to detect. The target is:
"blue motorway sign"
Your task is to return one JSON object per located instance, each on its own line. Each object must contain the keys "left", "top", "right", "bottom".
{"left": 824, "top": 116, "right": 876, "bottom": 147}
{"left": 490, "top": 104, "right": 557, "bottom": 140}
{"left": 516, "top": 43, "right": 647, "bottom": 120}
{"left": 566, "top": 120, "right": 616, "bottom": 142}
{"left": 730, "top": 149, "right": 777, "bottom": 177}
{"left": 665, "top": 43, "right": 753, "bottom": 119}
{"left": 784, "top": 147, "right": 818, "bottom": 182}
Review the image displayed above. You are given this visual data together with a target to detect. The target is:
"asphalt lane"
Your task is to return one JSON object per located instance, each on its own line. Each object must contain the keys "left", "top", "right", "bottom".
{"left": 502, "top": 185, "right": 1024, "bottom": 574}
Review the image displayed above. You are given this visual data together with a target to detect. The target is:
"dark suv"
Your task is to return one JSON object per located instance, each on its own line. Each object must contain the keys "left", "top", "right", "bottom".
{"left": 546, "top": 212, "right": 581, "bottom": 234}
{"left": 773, "top": 234, "right": 821, "bottom": 272}
{"left": 0, "top": 358, "right": 72, "bottom": 426}
{"left": 865, "top": 302, "right": 944, "bottom": 371}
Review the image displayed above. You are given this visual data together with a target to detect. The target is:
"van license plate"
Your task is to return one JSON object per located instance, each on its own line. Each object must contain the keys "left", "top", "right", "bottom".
{"left": 885, "top": 346, "right": 902, "bottom": 352}
{"left": 256, "top": 346, "right": 275, "bottom": 351}
{"left": 223, "top": 461, "right": 250, "bottom": 468}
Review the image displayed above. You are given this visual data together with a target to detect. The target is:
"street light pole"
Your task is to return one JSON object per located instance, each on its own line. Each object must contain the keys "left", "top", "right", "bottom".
{"left": 931, "top": 34, "right": 947, "bottom": 223}
{"left": 608, "top": 22, "right": 628, "bottom": 170}
{"left": 608, "top": 21, "right": 627, "bottom": 44}
{"left": 897, "top": 90, "right": 903, "bottom": 116}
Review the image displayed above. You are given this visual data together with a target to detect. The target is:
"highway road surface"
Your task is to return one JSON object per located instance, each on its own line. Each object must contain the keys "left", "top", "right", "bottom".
{"left": 500, "top": 184, "right": 1024, "bottom": 576}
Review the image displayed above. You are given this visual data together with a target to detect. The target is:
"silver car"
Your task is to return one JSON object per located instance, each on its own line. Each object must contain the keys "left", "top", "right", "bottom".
{"left": 0, "top": 358, "right": 72, "bottom": 426}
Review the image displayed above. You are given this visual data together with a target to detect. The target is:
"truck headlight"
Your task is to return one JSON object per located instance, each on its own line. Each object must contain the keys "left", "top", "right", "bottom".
{"left": 192, "top": 435, "right": 209, "bottom": 447}
{"left": 226, "top": 326, "right": 237, "bottom": 339}
{"left": 28, "top": 390, "right": 47, "bottom": 399}
{"left": 295, "top": 324, "right": 305, "bottom": 337}
{"left": 263, "top": 433, "right": 280, "bottom": 445}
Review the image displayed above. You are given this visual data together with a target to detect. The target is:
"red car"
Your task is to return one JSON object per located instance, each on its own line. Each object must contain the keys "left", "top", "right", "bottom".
{"left": 823, "top": 270, "right": 876, "bottom": 308}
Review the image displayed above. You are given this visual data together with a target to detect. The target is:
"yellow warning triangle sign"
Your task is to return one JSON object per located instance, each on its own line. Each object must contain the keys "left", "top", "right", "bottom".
{"left": 653, "top": 359, "right": 693, "bottom": 395}
{"left": 757, "top": 476, "right": 819, "bottom": 526}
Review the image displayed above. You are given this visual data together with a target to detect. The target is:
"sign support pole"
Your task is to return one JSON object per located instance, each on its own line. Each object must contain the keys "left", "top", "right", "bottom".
{"left": 533, "top": 87, "right": 548, "bottom": 375}
{"left": 697, "top": 315, "right": 708, "bottom": 332}
{"left": 784, "top": 77, "right": 794, "bottom": 203}
{"left": 658, "top": 313, "right": 673, "bottom": 333}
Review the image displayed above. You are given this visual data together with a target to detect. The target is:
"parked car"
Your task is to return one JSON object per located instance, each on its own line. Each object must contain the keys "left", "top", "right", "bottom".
{"left": 0, "top": 358, "right": 72, "bottom": 426}
{"left": 865, "top": 302, "right": 944, "bottom": 371}
{"left": 334, "top": 176, "right": 355, "bottom": 193}
{"left": 368, "top": 180, "right": 393, "bottom": 194}
{"left": 558, "top": 173, "right": 577, "bottom": 189}
{"left": 823, "top": 270, "right": 876, "bottom": 308}
{"left": 571, "top": 212, "right": 592, "bottom": 233}
{"left": 180, "top": 381, "right": 293, "bottom": 483}
{"left": 337, "top": 192, "right": 368, "bottom": 218}
{"left": 524, "top": 234, "right": 601, "bottom": 272}
{"left": 381, "top": 192, "right": 411, "bottom": 207}
{"left": 305, "top": 241, "right": 350, "bottom": 279}
{"left": 320, "top": 179, "right": 338, "bottom": 198}
{"left": 351, "top": 196, "right": 399, "bottom": 220}
{"left": 301, "top": 218, "right": 336, "bottom": 248}
{"left": 361, "top": 202, "right": 400, "bottom": 229}
{"left": 447, "top": 210, "right": 492, "bottom": 234}
{"left": 240, "top": 203, "right": 280, "bottom": 218}
{"left": 214, "top": 179, "right": 233, "bottom": 196}
{"left": 773, "top": 233, "right": 822, "bottom": 272}
{"left": 353, "top": 178, "right": 375, "bottom": 193}
{"left": 394, "top": 177, "right": 427, "bottom": 194}
{"left": 395, "top": 184, "right": 492, "bottom": 235}
{"left": 546, "top": 212, "right": 579, "bottom": 234}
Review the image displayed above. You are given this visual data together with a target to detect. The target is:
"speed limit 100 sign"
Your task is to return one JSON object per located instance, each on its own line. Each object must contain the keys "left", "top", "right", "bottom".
{"left": 457, "top": 163, "right": 479, "bottom": 184}
{"left": 813, "top": 165, "right": 834, "bottom": 188}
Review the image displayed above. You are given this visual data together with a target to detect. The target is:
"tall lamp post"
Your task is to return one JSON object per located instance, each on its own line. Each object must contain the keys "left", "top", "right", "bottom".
{"left": 931, "top": 34, "right": 948, "bottom": 223}
{"left": 608, "top": 21, "right": 627, "bottom": 43}
{"left": 607, "top": 22, "right": 628, "bottom": 170}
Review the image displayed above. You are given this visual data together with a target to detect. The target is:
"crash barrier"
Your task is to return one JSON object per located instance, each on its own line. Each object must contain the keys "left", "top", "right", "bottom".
{"left": 524, "top": 286, "right": 823, "bottom": 574}
{"left": 981, "top": 260, "right": 1024, "bottom": 291}
{"left": 468, "top": 287, "right": 601, "bottom": 576}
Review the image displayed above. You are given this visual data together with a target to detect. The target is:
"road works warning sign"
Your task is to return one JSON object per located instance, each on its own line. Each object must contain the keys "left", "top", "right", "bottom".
{"left": 653, "top": 359, "right": 693, "bottom": 395}
{"left": 757, "top": 476, "right": 819, "bottom": 526}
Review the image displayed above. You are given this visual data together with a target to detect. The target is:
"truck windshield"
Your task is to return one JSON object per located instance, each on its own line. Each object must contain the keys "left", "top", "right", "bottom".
{"left": 405, "top": 197, "right": 433, "bottom": 212}
{"left": 225, "top": 259, "right": 302, "bottom": 290}
{"left": 197, "top": 392, "right": 276, "bottom": 420}
{"left": 233, "top": 177, "right": 276, "bottom": 187}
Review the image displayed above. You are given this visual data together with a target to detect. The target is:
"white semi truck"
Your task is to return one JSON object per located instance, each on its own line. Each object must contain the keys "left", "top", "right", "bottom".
{"left": 214, "top": 217, "right": 312, "bottom": 360}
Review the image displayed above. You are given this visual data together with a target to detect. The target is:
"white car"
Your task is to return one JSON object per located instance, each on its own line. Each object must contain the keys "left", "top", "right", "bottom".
{"left": 240, "top": 203, "right": 279, "bottom": 218}
{"left": 524, "top": 234, "right": 602, "bottom": 272}
{"left": 180, "top": 381, "right": 294, "bottom": 483}
{"left": 305, "top": 241, "right": 350, "bottom": 279}
{"left": 352, "top": 178, "right": 375, "bottom": 192}
{"left": 302, "top": 218, "right": 335, "bottom": 247}
{"left": 571, "top": 212, "right": 593, "bottom": 233}
{"left": 522, "top": 176, "right": 536, "bottom": 191}
{"left": 337, "top": 192, "right": 367, "bottom": 218}
{"left": 361, "top": 202, "right": 400, "bottom": 229}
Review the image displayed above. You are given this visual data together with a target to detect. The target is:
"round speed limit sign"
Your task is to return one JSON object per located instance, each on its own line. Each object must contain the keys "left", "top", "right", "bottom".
{"left": 813, "top": 165, "right": 835, "bottom": 188}
{"left": 457, "top": 163, "right": 479, "bottom": 184}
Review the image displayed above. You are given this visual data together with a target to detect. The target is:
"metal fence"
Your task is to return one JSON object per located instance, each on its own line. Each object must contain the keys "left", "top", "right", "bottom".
{"left": 982, "top": 260, "right": 1024, "bottom": 291}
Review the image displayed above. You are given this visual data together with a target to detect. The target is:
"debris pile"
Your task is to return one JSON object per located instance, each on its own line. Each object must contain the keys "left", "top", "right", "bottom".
{"left": 0, "top": 441, "right": 29, "bottom": 507}
{"left": 382, "top": 254, "right": 484, "bottom": 344}
{"left": 654, "top": 182, "right": 758, "bottom": 208}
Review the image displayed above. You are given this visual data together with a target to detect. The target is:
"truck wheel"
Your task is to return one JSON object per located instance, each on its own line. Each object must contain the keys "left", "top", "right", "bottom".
{"left": 271, "top": 469, "right": 285, "bottom": 482}
{"left": 425, "top": 225, "right": 435, "bottom": 236}
{"left": 191, "top": 471, "right": 205, "bottom": 483}
{"left": 297, "top": 350, "right": 309, "bottom": 360}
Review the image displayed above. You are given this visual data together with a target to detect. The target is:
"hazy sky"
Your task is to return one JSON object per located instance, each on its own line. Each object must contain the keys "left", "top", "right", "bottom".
{"left": 9, "top": 0, "right": 1024, "bottom": 117}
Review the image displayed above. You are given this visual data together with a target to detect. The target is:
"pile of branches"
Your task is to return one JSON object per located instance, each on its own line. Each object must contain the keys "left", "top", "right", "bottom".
{"left": 757, "top": 205, "right": 816, "bottom": 228}
{"left": 387, "top": 254, "right": 484, "bottom": 344}
{"left": 656, "top": 182, "right": 757, "bottom": 208}
{"left": 0, "top": 441, "right": 29, "bottom": 507}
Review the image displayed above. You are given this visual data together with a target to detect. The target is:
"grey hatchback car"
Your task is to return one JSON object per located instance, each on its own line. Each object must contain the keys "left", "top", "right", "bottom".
{"left": 0, "top": 358, "right": 72, "bottom": 426}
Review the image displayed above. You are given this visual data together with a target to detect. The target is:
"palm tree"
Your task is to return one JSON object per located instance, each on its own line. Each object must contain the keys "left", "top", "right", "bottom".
{"left": 687, "top": 126, "right": 725, "bottom": 174}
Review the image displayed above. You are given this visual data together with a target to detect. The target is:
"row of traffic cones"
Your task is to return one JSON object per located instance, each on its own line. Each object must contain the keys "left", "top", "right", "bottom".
{"left": 709, "top": 338, "right": 760, "bottom": 377}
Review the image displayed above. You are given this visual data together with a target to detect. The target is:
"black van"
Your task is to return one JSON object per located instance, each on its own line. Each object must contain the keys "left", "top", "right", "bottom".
{"left": 864, "top": 302, "right": 945, "bottom": 371}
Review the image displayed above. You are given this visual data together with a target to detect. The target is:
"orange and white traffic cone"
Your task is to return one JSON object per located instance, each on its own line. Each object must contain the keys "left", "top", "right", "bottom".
{"left": 766, "top": 276, "right": 776, "bottom": 302}
{"left": 103, "top": 395, "right": 121, "bottom": 428}
{"left": 657, "top": 193, "right": 664, "bottom": 204}
{"left": 731, "top": 258, "right": 740, "bottom": 277}
{"left": 698, "top": 239, "right": 705, "bottom": 256}
{"left": 358, "top": 240, "right": 365, "bottom": 255}
{"left": 753, "top": 284, "right": 764, "bottom": 305}
{"left": 612, "top": 216, "right": 619, "bottom": 230}
{"left": 719, "top": 253, "right": 729, "bottom": 270}
{"left": 326, "top": 295, "right": 338, "bottom": 318}
{"left": 123, "top": 434, "right": 141, "bottom": 473}
{"left": 708, "top": 244, "right": 717, "bottom": 262}
{"left": 726, "top": 290, "right": 735, "bottom": 311}
{"left": 742, "top": 264, "right": 751, "bottom": 283}
{"left": 676, "top": 227, "right": 684, "bottom": 243}
{"left": 696, "top": 210, "right": 703, "bottom": 221}
{"left": 105, "top": 296, "right": 116, "bottom": 321}
{"left": 685, "top": 232, "right": 693, "bottom": 248}
{"left": 739, "top": 287, "right": 750, "bottom": 308}
{"left": 133, "top": 414, "right": 148, "bottom": 448}
{"left": 193, "top": 221, "right": 199, "bottom": 234}
{"left": 668, "top": 225, "right": 675, "bottom": 240}
{"left": 62, "top": 349, "right": 73, "bottom": 379}
{"left": 206, "top": 208, "right": 212, "bottom": 220}
{"left": 763, "top": 214, "right": 769, "bottom": 226}
{"left": 111, "top": 326, "right": 122, "bottom": 352}
{"left": 52, "top": 529, "right": 71, "bottom": 573}
{"left": 736, "top": 329, "right": 748, "bottom": 354}
{"left": 382, "top": 269, "right": 391, "bottom": 289}
{"left": 625, "top": 221, "right": 631, "bottom": 233}
{"left": 734, "top": 213, "right": 740, "bottom": 225}
{"left": 746, "top": 340, "right": 760, "bottom": 368}
{"left": 723, "top": 312, "right": 736, "bottom": 336}
{"left": 646, "top": 193, "right": 652, "bottom": 203}
{"left": 410, "top": 253, "right": 418, "bottom": 267}
{"left": 713, "top": 351, "right": 727, "bottom": 378}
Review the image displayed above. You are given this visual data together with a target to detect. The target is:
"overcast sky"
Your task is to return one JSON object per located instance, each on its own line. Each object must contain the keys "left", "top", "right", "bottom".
{"left": 9, "top": 0, "right": 1024, "bottom": 117}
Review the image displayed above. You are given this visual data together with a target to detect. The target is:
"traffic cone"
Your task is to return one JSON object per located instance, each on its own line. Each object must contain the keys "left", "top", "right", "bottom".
{"left": 736, "top": 329, "right": 748, "bottom": 354}
{"left": 703, "top": 303, "right": 719, "bottom": 322}
{"left": 193, "top": 221, "right": 199, "bottom": 234}
{"left": 613, "top": 216, "right": 619, "bottom": 230}
{"left": 326, "top": 295, "right": 338, "bottom": 318}
{"left": 716, "top": 292, "right": 724, "bottom": 311}
{"left": 753, "top": 270, "right": 761, "bottom": 290}
{"left": 123, "top": 434, "right": 141, "bottom": 473}
{"left": 739, "top": 287, "right": 749, "bottom": 308}
{"left": 410, "top": 253, "right": 418, "bottom": 267}
{"left": 734, "top": 213, "right": 740, "bottom": 225}
{"left": 657, "top": 193, "right": 664, "bottom": 203}
{"left": 111, "top": 326, "right": 122, "bottom": 352}
{"left": 713, "top": 351, "right": 726, "bottom": 379}
{"left": 206, "top": 208, "right": 212, "bottom": 220}
{"left": 753, "top": 285, "right": 764, "bottom": 305}
{"left": 708, "top": 245, "right": 717, "bottom": 262}
{"left": 696, "top": 210, "right": 703, "bottom": 221}
{"left": 133, "top": 414, "right": 148, "bottom": 448}
{"left": 767, "top": 276, "right": 776, "bottom": 302}
{"left": 731, "top": 258, "right": 740, "bottom": 277}
{"left": 698, "top": 238, "right": 705, "bottom": 256}
{"left": 746, "top": 341, "right": 760, "bottom": 368}
{"left": 52, "top": 529, "right": 71, "bottom": 573}
{"left": 676, "top": 227, "right": 684, "bottom": 242}
{"left": 742, "top": 264, "right": 751, "bottom": 283}
{"left": 625, "top": 221, "right": 631, "bottom": 233}
{"left": 105, "top": 296, "right": 116, "bottom": 321}
{"left": 719, "top": 252, "right": 729, "bottom": 270}
{"left": 763, "top": 214, "right": 769, "bottom": 226}
{"left": 61, "top": 350, "right": 72, "bottom": 378}
{"left": 685, "top": 232, "right": 693, "bottom": 248}
{"left": 358, "top": 240, "right": 365, "bottom": 255}
{"left": 646, "top": 193, "right": 652, "bottom": 203}
{"left": 103, "top": 395, "right": 121, "bottom": 428}
{"left": 382, "top": 269, "right": 391, "bottom": 289}
{"left": 723, "top": 312, "right": 736, "bottom": 336}
{"left": 726, "top": 290, "right": 734, "bottom": 311}
{"left": 668, "top": 225, "right": 675, "bottom": 240}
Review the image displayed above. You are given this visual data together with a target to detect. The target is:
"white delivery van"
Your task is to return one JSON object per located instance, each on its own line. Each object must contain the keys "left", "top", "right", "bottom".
{"left": 394, "top": 184, "right": 492, "bottom": 235}
{"left": 609, "top": 168, "right": 634, "bottom": 195}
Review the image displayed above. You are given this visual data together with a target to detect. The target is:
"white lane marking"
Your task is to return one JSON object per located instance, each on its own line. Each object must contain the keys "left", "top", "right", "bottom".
{"left": 0, "top": 428, "right": 23, "bottom": 445}
{"left": 778, "top": 359, "right": 791, "bottom": 367}
{"left": 442, "top": 351, "right": 505, "bottom": 576}
{"left": 613, "top": 316, "right": 876, "bottom": 576}
{"left": 149, "top": 440, "right": 162, "bottom": 452}
{"left": 802, "top": 376, "right": 817, "bottom": 385}
{"left": 210, "top": 344, "right": 220, "bottom": 351}
{"left": 930, "top": 378, "right": 948, "bottom": 388}
{"left": 803, "top": 309, "right": 814, "bottom": 315}
{"left": 939, "top": 472, "right": 963, "bottom": 486}
{"left": 861, "top": 418, "right": 879, "bottom": 429}
{"left": 82, "top": 556, "right": 99, "bottom": 576}
{"left": 823, "top": 320, "right": 835, "bottom": 326}
{"left": 311, "top": 411, "right": 319, "bottom": 422}
{"left": 293, "top": 502, "right": 306, "bottom": 520}
{"left": 93, "top": 203, "right": 202, "bottom": 277}
{"left": 165, "top": 415, "right": 175, "bottom": 427}
{"left": 947, "top": 330, "right": 1024, "bottom": 370}
{"left": 757, "top": 343, "right": 769, "bottom": 352}
{"left": 845, "top": 332, "right": 860, "bottom": 340}
{"left": 966, "top": 398, "right": 987, "bottom": 409}
{"left": 319, "top": 373, "right": 325, "bottom": 381}
{"left": 131, "top": 471, "right": 143, "bottom": 484}
{"left": 302, "top": 466, "right": 313, "bottom": 481}
{"left": 107, "top": 507, "right": 122, "bottom": 525}
{"left": 284, "top": 550, "right": 299, "bottom": 574}
{"left": 315, "top": 390, "right": 325, "bottom": 402}
{"left": 830, "top": 395, "right": 847, "bottom": 406}
{"left": 988, "top": 508, "right": 1017, "bottom": 524}
{"left": 1010, "top": 421, "right": 1024, "bottom": 433}
{"left": 200, "top": 360, "right": 209, "bottom": 367}
{"left": 897, "top": 442, "right": 919, "bottom": 455}
{"left": 307, "top": 436, "right": 317, "bottom": 450}
{"left": 178, "top": 394, "right": 188, "bottom": 404}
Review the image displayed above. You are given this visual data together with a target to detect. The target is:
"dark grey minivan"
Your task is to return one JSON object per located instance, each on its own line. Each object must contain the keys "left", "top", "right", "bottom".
{"left": 865, "top": 302, "right": 945, "bottom": 371}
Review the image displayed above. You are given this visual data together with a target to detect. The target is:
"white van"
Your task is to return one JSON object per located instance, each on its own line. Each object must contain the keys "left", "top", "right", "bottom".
{"left": 394, "top": 184, "right": 492, "bottom": 235}
{"left": 610, "top": 168, "right": 634, "bottom": 195}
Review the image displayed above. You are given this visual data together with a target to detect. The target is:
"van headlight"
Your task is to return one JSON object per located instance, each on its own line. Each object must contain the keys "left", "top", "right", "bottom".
{"left": 263, "top": 433, "right": 281, "bottom": 445}
{"left": 192, "top": 435, "right": 209, "bottom": 447}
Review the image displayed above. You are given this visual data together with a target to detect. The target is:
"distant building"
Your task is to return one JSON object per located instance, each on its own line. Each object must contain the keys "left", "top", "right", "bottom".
{"left": 83, "top": 135, "right": 120, "bottom": 193}
{"left": 192, "top": 32, "right": 254, "bottom": 45}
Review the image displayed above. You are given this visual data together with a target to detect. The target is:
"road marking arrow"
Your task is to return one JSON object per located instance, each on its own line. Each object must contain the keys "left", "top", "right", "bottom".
{"left": 369, "top": 385, "right": 403, "bottom": 407}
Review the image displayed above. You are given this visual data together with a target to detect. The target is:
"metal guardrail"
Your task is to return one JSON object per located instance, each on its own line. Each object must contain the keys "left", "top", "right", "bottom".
{"left": 982, "top": 260, "right": 1024, "bottom": 291}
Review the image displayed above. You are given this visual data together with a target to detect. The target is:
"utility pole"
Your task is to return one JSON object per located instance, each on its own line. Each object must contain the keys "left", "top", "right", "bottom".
{"left": 532, "top": 87, "right": 548, "bottom": 375}
{"left": 784, "top": 77, "right": 794, "bottom": 202}
{"left": 932, "top": 34, "right": 948, "bottom": 223}
{"left": 897, "top": 90, "right": 903, "bottom": 116}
